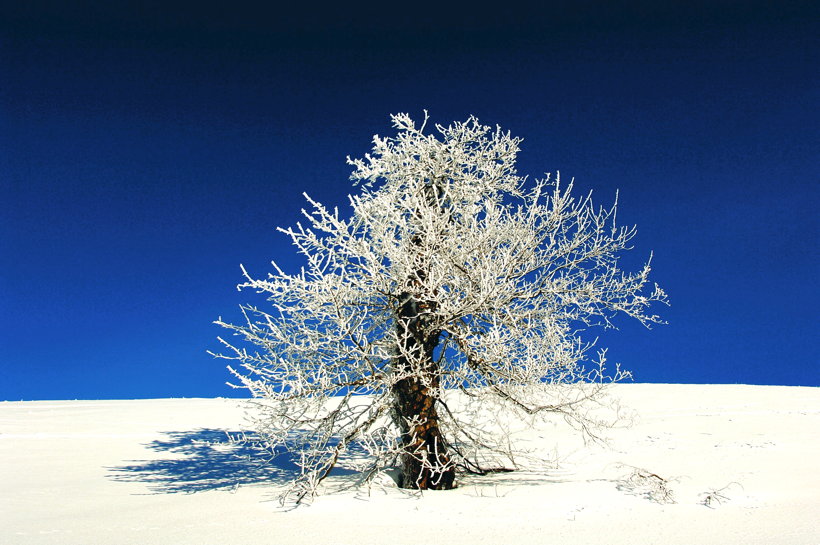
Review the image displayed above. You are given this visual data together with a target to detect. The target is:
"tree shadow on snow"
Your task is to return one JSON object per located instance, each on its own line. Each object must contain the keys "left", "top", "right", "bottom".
{"left": 108, "top": 428, "right": 305, "bottom": 494}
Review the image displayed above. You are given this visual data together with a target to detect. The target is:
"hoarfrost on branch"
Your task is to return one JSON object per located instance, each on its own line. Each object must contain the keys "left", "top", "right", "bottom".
{"left": 213, "top": 112, "right": 668, "bottom": 503}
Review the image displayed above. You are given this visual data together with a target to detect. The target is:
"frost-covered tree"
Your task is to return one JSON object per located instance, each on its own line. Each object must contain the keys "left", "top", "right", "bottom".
{"left": 213, "top": 113, "right": 667, "bottom": 503}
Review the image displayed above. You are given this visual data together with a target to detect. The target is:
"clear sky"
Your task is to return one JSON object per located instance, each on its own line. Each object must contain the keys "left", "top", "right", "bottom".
{"left": 2, "top": 1, "right": 818, "bottom": 400}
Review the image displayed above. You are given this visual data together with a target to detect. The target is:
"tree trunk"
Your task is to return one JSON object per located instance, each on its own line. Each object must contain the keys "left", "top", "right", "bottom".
{"left": 391, "top": 292, "right": 456, "bottom": 490}
{"left": 391, "top": 181, "right": 455, "bottom": 490}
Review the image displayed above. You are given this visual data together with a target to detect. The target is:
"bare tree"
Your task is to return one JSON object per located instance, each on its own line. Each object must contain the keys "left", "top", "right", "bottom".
{"left": 213, "top": 113, "right": 667, "bottom": 503}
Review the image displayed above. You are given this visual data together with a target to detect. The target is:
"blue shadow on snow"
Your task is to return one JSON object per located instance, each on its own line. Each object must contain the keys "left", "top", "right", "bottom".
{"left": 107, "top": 428, "right": 303, "bottom": 494}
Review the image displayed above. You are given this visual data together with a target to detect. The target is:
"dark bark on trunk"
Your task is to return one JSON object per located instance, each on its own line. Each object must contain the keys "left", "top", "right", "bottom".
{"left": 390, "top": 181, "right": 456, "bottom": 490}
{"left": 391, "top": 291, "right": 456, "bottom": 490}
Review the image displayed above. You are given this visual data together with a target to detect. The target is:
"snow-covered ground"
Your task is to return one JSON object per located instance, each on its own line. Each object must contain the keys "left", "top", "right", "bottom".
{"left": 2, "top": 384, "right": 818, "bottom": 544}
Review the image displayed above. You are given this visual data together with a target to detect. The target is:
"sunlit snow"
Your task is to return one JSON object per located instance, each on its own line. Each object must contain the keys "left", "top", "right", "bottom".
{"left": 2, "top": 384, "right": 818, "bottom": 545}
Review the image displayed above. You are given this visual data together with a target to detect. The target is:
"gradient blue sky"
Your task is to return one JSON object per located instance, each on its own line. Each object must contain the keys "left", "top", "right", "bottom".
{"left": 2, "top": 1, "right": 817, "bottom": 400}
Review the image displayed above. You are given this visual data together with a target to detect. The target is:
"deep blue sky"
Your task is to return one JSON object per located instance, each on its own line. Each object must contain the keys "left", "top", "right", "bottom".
{"left": 2, "top": 1, "right": 817, "bottom": 400}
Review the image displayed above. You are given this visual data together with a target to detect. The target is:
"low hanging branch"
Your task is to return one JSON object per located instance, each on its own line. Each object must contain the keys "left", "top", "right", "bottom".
{"left": 212, "top": 112, "right": 668, "bottom": 504}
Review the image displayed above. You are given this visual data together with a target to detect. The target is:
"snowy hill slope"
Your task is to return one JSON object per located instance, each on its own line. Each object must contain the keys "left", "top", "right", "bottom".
{"left": 1, "top": 384, "right": 818, "bottom": 544}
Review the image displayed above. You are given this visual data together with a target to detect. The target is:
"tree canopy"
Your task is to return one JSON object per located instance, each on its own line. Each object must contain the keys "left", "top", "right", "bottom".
{"left": 213, "top": 113, "right": 667, "bottom": 503}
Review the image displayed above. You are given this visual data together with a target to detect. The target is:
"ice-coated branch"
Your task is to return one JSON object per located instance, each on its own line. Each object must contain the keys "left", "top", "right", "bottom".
{"left": 213, "top": 113, "right": 667, "bottom": 503}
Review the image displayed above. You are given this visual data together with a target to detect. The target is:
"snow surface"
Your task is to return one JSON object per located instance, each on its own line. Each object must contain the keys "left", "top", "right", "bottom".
{"left": 1, "top": 384, "right": 818, "bottom": 544}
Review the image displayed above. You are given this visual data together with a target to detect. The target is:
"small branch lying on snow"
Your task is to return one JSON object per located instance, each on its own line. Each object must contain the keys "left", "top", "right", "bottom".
{"left": 699, "top": 482, "right": 743, "bottom": 508}
{"left": 615, "top": 464, "right": 677, "bottom": 504}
